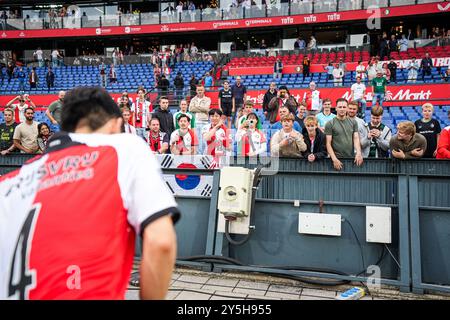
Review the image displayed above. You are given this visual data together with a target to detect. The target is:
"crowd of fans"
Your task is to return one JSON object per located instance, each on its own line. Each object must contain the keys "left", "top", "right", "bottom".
{"left": 0, "top": 92, "right": 62, "bottom": 155}
{"left": 114, "top": 82, "right": 450, "bottom": 164}
{"left": 4, "top": 78, "right": 449, "bottom": 164}
{"left": 107, "top": 77, "right": 450, "bottom": 163}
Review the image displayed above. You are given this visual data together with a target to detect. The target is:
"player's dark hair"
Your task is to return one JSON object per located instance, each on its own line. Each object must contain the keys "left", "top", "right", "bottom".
{"left": 61, "top": 87, "right": 122, "bottom": 132}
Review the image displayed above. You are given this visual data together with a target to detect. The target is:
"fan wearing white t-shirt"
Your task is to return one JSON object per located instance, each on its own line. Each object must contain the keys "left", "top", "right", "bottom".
{"left": 350, "top": 76, "right": 367, "bottom": 118}
{"left": 34, "top": 48, "right": 44, "bottom": 67}
{"left": 332, "top": 64, "right": 344, "bottom": 87}
{"left": 355, "top": 61, "right": 367, "bottom": 81}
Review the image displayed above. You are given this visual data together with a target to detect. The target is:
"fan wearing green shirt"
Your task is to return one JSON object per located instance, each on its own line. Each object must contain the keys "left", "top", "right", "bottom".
{"left": 371, "top": 71, "right": 387, "bottom": 108}
{"left": 173, "top": 99, "right": 196, "bottom": 130}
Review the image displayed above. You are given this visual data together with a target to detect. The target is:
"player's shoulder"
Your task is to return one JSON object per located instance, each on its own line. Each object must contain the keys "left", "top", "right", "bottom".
{"left": 69, "top": 133, "right": 149, "bottom": 155}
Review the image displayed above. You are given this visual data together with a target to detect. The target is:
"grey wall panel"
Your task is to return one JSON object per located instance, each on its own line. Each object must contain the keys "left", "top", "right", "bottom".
{"left": 400, "top": 160, "right": 450, "bottom": 175}
{"left": 418, "top": 178, "right": 450, "bottom": 207}
{"left": 258, "top": 174, "right": 397, "bottom": 204}
{"left": 0, "top": 154, "right": 35, "bottom": 166}
{"left": 175, "top": 197, "right": 212, "bottom": 258}
{"left": 419, "top": 209, "right": 450, "bottom": 286}
{"left": 228, "top": 201, "right": 399, "bottom": 279}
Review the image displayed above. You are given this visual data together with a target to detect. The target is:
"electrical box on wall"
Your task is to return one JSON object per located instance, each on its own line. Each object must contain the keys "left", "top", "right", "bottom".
{"left": 217, "top": 167, "right": 254, "bottom": 235}
{"left": 298, "top": 212, "right": 342, "bottom": 237}
{"left": 366, "top": 206, "right": 392, "bottom": 244}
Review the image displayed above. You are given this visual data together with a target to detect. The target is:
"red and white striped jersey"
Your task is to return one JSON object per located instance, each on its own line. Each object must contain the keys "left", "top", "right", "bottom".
{"left": 131, "top": 99, "right": 152, "bottom": 128}
{"left": 12, "top": 103, "right": 29, "bottom": 123}
{"left": 201, "top": 124, "right": 229, "bottom": 157}
{"left": 0, "top": 132, "right": 179, "bottom": 300}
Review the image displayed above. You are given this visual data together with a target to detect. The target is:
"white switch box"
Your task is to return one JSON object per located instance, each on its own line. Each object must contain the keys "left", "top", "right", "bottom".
{"left": 366, "top": 206, "right": 392, "bottom": 244}
{"left": 298, "top": 212, "right": 341, "bottom": 236}
{"left": 217, "top": 214, "right": 251, "bottom": 235}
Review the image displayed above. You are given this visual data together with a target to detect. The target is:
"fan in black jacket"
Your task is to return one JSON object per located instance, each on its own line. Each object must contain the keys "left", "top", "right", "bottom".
{"left": 152, "top": 98, "right": 175, "bottom": 136}
{"left": 173, "top": 72, "right": 185, "bottom": 100}
{"left": 302, "top": 122, "right": 328, "bottom": 161}
{"left": 262, "top": 83, "right": 277, "bottom": 115}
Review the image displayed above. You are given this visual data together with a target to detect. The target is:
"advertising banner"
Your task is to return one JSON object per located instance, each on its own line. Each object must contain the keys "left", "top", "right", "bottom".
{"left": 1, "top": 84, "right": 449, "bottom": 108}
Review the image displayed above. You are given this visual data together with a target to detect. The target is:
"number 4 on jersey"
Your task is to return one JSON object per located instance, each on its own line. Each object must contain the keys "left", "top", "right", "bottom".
{"left": 8, "top": 204, "right": 41, "bottom": 300}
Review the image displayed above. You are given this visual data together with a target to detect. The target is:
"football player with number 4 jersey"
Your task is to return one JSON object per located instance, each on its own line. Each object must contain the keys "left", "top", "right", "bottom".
{"left": 0, "top": 87, "right": 179, "bottom": 300}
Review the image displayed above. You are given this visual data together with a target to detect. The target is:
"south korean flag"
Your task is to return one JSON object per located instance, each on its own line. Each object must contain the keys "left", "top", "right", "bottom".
{"left": 156, "top": 154, "right": 215, "bottom": 197}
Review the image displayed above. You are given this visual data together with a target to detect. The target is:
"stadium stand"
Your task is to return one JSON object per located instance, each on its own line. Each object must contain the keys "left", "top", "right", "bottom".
{"left": 224, "top": 66, "right": 449, "bottom": 89}
{"left": 1, "top": 62, "right": 447, "bottom": 94}
{"left": 0, "top": 61, "right": 216, "bottom": 94}
{"left": 227, "top": 50, "right": 371, "bottom": 67}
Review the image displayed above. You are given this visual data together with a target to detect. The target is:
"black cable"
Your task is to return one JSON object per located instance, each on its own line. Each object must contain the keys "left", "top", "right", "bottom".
{"left": 174, "top": 255, "right": 350, "bottom": 286}
{"left": 249, "top": 265, "right": 351, "bottom": 286}
{"left": 254, "top": 272, "right": 349, "bottom": 286}
{"left": 224, "top": 219, "right": 252, "bottom": 246}
{"left": 343, "top": 219, "right": 366, "bottom": 276}
{"left": 356, "top": 245, "right": 386, "bottom": 277}
{"left": 178, "top": 255, "right": 245, "bottom": 266}
{"left": 175, "top": 245, "right": 387, "bottom": 288}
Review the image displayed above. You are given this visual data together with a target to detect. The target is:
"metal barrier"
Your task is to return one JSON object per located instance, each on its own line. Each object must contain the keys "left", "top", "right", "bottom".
{"left": 211, "top": 170, "right": 411, "bottom": 292}
{"left": 1, "top": 155, "right": 449, "bottom": 294}
{"left": 409, "top": 175, "right": 450, "bottom": 294}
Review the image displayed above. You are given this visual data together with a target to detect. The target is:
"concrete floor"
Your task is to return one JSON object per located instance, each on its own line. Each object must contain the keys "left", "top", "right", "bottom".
{"left": 126, "top": 267, "right": 450, "bottom": 300}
